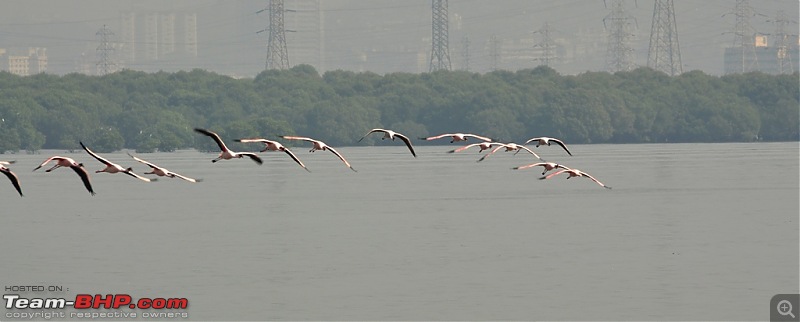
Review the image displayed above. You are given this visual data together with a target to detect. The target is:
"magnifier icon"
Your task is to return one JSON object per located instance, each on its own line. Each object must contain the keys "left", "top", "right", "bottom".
{"left": 778, "top": 299, "right": 795, "bottom": 318}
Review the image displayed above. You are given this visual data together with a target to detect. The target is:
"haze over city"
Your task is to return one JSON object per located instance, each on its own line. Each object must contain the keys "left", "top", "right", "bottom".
{"left": 1, "top": 0, "right": 797, "bottom": 77}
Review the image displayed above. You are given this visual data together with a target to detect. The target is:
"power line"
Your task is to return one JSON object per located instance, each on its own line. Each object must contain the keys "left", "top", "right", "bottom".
{"left": 724, "top": 0, "right": 761, "bottom": 74}
{"left": 488, "top": 34, "right": 501, "bottom": 71}
{"left": 429, "top": 0, "right": 451, "bottom": 72}
{"left": 770, "top": 11, "right": 797, "bottom": 74}
{"left": 260, "top": 0, "right": 290, "bottom": 70}
{"left": 95, "top": 24, "right": 116, "bottom": 75}
{"left": 647, "top": 0, "right": 682, "bottom": 76}
{"left": 533, "top": 22, "right": 558, "bottom": 67}
{"left": 604, "top": 0, "right": 637, "bottom": 73}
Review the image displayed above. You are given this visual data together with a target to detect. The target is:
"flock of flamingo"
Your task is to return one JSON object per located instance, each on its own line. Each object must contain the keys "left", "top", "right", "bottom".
{"left": 0, "top": 127, "right": 611, "bottom": 197}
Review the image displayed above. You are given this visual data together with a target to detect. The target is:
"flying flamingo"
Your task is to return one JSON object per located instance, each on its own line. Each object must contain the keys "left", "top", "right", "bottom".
{"left": 0, "top": 161, "right": 23, "bottom": 196}
{"left": 279, "top": 135, "right": 356, "bottom": 172}
{"left": 539, "top": 167, "right": 612, "bottom": 189}
{"left": 523, "top": 136, "right": 573, "bottom": 156}
{"left": 234, "top": 138, "right": 310, "bottom": 172}
{"left": 477, "top": 143, "right": 543, "bottom": 162}
{"left": 359, "top": 128, "right": 417, "bottom": 157}
{"left": 127, "top": 153, "right": 202, "bottom": 182}
{"left": 512, "top": 162, "right": 569, "bottom": 175}
{"left": 80, "top": 142, "right": 153, "bottom": 182}
{"left": 420, "top": 133, "right": 493, "bottom": 144}
{"left": 33, "top": 156, "right": 95, "bottom": 195}
{"left": 194, "top": 128, "right": 263, "bottom": 165}
{"left": 446, "top": 142, "right": 496, "bottom": 154}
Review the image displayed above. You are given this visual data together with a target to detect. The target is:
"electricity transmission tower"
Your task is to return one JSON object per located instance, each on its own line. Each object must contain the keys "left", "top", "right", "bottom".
{"left": 96, "top": 25, "right": 116, "bottom": 75}
{"left": 461, "top": 36, "right": 471, "bottom": 71}
{"left": 725, "top": 0, "right": 760, "bottom": 74}
{"left": 604, "top": 0, "right": 637, "bottom": 73}
{"left": 489, "top": 35, "right": 501, "bottom": 71}
{"left": 533, "top": 22, "right": 558, "bottom": 67}
{"left": 260, "top": 0, "right": 290, "bottom": 70}
{"left": 647, "top": 0, "right": 682, "bottom": 75}
{"left": 771, "top": 11, "right": 796, "bottom": 74}
{"left": 430, "top": 0, "right": 452, "bottom": 72}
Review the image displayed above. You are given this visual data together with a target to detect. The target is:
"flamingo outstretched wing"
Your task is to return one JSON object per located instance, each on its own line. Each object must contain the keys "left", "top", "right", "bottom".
{"left": 194, "top": 128, "right": 230, "bottom": 152}
{"left": 1, "top": 167, "right": 23, "bottom": 196}
{"left": 325, "top": 146, "right": 357, "bottom": 172}
{"left": 80, "top": 142, "right": 114, "bottom": 167}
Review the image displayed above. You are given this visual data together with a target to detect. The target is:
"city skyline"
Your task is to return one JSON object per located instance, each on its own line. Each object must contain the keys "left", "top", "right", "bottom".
{"left": 0, "top": 0, "right": 797, "bottom": 77}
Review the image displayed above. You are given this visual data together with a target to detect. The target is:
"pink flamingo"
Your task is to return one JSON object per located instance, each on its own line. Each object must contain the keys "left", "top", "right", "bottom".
{"left": 359, "top": 128, "right": 417, "bottom": 157}
{"left": 33, "top": 156, "right": 95, "bottom": 195}
{"left": 524, "top": 136, "right": 573, "bottom": 156}
{"left": 279, "top": 136, "right": 356, "bottom": 172}
{"left": 81, "top": 142, "right": 152, "bottom": 182}
{"left": 195, "top": 128, "right": 263, "bottom": 165}
{"left": 234, "top": 138, "right": 310, "bottom": 172}
{"left": 512, "top": 162, "right": 569, "bottom": 175}
{"left": 539, "top": 167, "right": 611, "bottom": 189}
{"left": 420, "top": 133, "right": 493, "bottom": 144}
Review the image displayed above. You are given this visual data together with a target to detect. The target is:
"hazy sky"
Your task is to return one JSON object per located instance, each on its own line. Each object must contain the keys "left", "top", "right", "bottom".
{"left": 1, "top": 0, "right": 797, "bottom": 77}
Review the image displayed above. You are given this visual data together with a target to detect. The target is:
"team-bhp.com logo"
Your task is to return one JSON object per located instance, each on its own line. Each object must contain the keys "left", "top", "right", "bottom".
{"left": 4, "top": 294, "right": 189, "bottom": 319}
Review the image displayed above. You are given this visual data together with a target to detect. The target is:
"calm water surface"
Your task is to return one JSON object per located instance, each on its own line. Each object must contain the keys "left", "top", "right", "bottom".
{"left": 1, "top": 143, "right": 798, "bottom": 321}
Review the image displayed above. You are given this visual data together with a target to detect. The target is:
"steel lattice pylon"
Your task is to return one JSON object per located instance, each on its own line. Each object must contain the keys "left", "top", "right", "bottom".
{"left": 647, "top": 0, "right": 682, "bottom": 76}
{"left": 604, "top": 0, "right": 636, "bottom": 73}
{"left": 534, "top": 22, "right": 558, "bottom": 67}
{"left": 773, "top": 11, "right": 795, "bottom": 74}
{"left": 96, "top": 25, "right": 116, "bottom": 75}
{"left": 265, "top": 0, "right": 290, "bottom": 70}
{"left": 727, "top": 0, "right": 759, "bottom": 74}
{"left": 430, "top": 0, "right": 451, "bottom": 72}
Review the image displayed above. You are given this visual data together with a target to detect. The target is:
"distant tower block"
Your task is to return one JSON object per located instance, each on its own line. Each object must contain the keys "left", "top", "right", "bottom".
{"left": 120, "top": 11, "right": 136, "bottom": 66}
{"left": 461, "top": 36, "right": 470, "bottom": 71}
{"left": 429, "top": 0, "right": 452, "bottom": 72}
{"left": 144, "top": 12, "right": 159, "bottom": 61}
{"left": 159, "top": 13, "right": 176, "bottom": 58}
{"left": 604, "top": 0, "right": 636, "bottom": 72}
{"left": 184, "top": 13, "right": 198, "bottom": 57}
{"left": 96, "top": 25, "right": 116, "bottom": 75}
{"left": 265, "top": 0, "right": 290, "bottom": 70}
{"left": 647, "top": 0, "right": 682, "bottom": 75}
{"left": 286, "top": 0, "right": 323, "bottom": 71}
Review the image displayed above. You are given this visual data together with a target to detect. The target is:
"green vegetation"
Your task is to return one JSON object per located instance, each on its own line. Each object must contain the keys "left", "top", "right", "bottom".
{"left": 0, "top": 66, "right": 797, "bottom": 153}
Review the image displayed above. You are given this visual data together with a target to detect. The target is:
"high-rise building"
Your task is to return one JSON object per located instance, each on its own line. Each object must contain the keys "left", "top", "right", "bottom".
{"left": 286, "top": 0, "right": 323, "bottom": 72}
{"left": 119, "top": 10, "right": 198, "bottom": 71}
{"left": 0, "top": 47, "right": 47, "bottom": 76}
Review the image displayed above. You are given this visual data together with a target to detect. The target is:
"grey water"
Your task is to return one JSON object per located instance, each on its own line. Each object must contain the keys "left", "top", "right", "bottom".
{"left": 1, "top": 143, "right": 798, "bottom": 321}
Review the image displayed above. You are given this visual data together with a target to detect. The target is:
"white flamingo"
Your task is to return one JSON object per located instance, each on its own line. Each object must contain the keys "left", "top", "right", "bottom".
{"left": 33, "top": 156, "right": 95, "bottom": 195}
{"left": 234, "top": 138, "right": 310, "bottom": 172}
{"left": 539, "top": 167, "right": 612, "bottom": 189}
{"left": 524, "top": 136, "right": 573, "bottom": 156}
{"left": 446, "top": 142, "right": 496, "bottom": 154}
{"left": 420, "top": 133, "right": 493, "bottom": 144}
{"left": 512, "top": 162, "right": 569, "bottom": 175}
{"left": 359, "top": 128, "right": 417, "bottom": 157}
{"left": 127, "top": 153, "right": 202, "bottom": 182}
{"left": 477, "top": 142, "right": 543, "bottom": 162}
{"left": 194, "top": 128, "right": 263, "bottom": 165}
{"left": 81, "top": 142, "right": 153, "bottom": 182}
{"left": 279, "top": 135, "right": 356, "bottom": 172}
{"left": 0, "top": 161, "right": 23, "bottom": 196}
